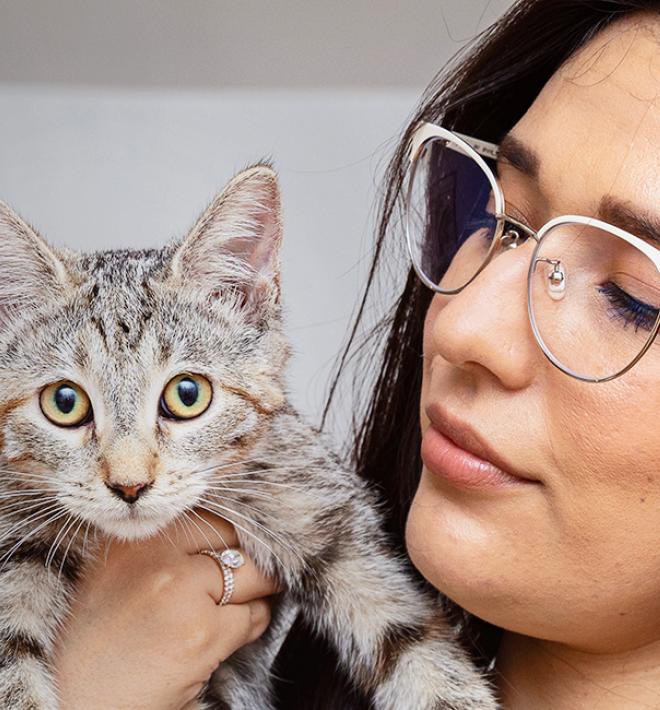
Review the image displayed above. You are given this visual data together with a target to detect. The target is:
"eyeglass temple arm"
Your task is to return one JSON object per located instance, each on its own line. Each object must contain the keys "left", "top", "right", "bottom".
{"left": 409, "top": 122, "right": 500, "bottom": 162}
{"left": 453, "top": 130, "right": 500, "bottom": 160}
{"left": 442, "top": 129, "right": 538, "bottom": 239}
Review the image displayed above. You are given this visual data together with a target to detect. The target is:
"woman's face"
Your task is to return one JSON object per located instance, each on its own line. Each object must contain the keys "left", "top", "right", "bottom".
{"left": 406, "top": 13, "right": 660, "bottom": 653}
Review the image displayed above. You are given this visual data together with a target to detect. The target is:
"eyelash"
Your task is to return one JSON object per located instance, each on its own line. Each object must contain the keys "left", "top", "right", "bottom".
{"left": 598, "top": 282, "right": 659, "bottom": 333}
{"left": 466, "top": 214, "right": 531, "bottom": 239}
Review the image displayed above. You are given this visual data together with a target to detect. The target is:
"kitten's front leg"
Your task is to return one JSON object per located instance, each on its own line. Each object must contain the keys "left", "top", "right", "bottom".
{"left": 0, "top": 555, "right": 77, "bottom": 710}
{"left": 286, "top": 483, "right": 500, "bottom": 710}
{"left": 0, "top": 652, "right": 58, "bottom": 710}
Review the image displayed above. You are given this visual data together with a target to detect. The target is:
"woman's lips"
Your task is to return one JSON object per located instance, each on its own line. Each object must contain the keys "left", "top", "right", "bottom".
{"left": 421, "top": 408, "right": 539, "bottom": 490}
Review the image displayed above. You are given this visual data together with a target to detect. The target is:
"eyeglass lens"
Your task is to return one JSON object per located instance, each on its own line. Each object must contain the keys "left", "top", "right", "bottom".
{"left": 406, "top": 135, "right": 660, "bottom": 380}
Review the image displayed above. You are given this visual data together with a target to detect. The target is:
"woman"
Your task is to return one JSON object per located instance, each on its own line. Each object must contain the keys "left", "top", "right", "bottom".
{"left": 54, "top": 0, "right": 660, "bottom": 708}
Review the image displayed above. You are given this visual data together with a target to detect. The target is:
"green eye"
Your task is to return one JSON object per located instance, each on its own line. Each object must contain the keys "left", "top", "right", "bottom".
{"left": 40, "top": 381, "right": 93, "bottom": 427}
{"left": 160, "top": 373, "right": 212, "bottom": 420}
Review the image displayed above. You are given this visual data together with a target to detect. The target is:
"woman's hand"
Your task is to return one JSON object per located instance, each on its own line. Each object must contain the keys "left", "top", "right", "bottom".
{"left": 51, "top": 509, "right": 281, "bottom": 710}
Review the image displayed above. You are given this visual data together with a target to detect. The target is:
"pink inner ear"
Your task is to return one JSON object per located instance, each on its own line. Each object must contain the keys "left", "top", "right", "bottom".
{"left": 245, "top": 207, "right": 281, "bottom": 278}
{"left": 213, "top": 172, "right": 282, "bottom": 282}
{"left": 219, "top": 225, "right": 281, "bottom": 309}
{"left": 170, "top": 166, "right": 283, "bottom": 314}
{"left": 0, "top": 203, "right": 70, "bottom": 326}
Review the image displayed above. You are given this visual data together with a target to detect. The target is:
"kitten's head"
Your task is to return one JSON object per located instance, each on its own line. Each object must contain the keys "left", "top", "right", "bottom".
{"left": 0, "top": 165, "right": 290, "bottom": 540}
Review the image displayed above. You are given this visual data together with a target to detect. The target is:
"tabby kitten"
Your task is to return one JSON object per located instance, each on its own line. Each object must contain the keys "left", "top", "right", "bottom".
{"left": 0, "top": 166, "right": 498, "bottom": 709}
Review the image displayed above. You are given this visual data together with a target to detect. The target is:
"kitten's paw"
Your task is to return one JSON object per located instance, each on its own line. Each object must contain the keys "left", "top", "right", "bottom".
{"left": 182, "top": 702, "right": 216, "bottom": 710}
{"left": 443, "top": 683, "right": 500, "bottom": 710}
{"left": 371, "top": 635, "right": 500, "bottom": 710}
{"left": 0, "top": 661, "right": 60, "bottom": 710}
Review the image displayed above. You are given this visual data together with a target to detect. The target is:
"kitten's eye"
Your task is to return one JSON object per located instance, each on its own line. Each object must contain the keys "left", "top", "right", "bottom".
{"left": 160, "top": 373, "right": 212, "bottom": 420}
{"left": 40, "top": 381, "right": 93, "bottom": 428}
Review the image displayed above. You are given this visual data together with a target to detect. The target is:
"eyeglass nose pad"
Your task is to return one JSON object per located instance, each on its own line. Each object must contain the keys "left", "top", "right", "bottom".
{"left": 501, "top": 228, "right": 522, "bottom": 249}
{"left": 545, "top": 259, "right": 567, "bottom": 301}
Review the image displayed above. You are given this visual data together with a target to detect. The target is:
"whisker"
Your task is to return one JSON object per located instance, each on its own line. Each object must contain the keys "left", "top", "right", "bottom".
{"left": 0, "top": 490, "right": 58, "bottom": 499}
{"left": 154, "top": 527, "right": 166, "bottom": 548}
{"left": 202, "top": 501, "right": 300, "bottom": 563}
{"left": 48, "top": 515, "right": 76, "bottom": 579}
{"left": 0, "top": 499, "right": 61, "bottom": 516}
{"left": 203, "top": 479, "right": 330, "bottom": 505}
{"left": 57, "top": 515, "right": 86, "bottom": 588}
{"left": 198, "top": 498, "right": 305, "bottom": 569}
{"left": 210, "top": 464, "right": 330, "bottom": 480}
{"left": 81, "top": 519, "right": 93, "bottom": 558}
{"left": 0, "top": 474, "right": 55, "bottom": 486}
{"left": 208, "top": 470, "right": 347, "bottom": 492}
{"left": 207, "top": 469, "right": 317, "bottom": 482}
{"left": 0, "top": 498, "right": 60, "bottom": 519}
{"left": 174, "top": 514, "right": 195, "bottom": 549}
{"left": 157, "top": 521, "right": 177, "bottom": 551}
{"left": 0, "top": 502, "right": 64, "bottom": 542}
{"left": 162, "top": 458, "right": 261, "bottom": 482}
{"left": 179, "top": 458, "right": 337, "bottom": 481}
{"left": 183, "top": 457, "right": 280, "bottom": 478}
{"left": 201, "top": 468, "right": 310, "bottom": 486}
{"left": 184, "top": 508, "right": 230, "bottom": 552}
{"left": 194, "top": 502, "right": 286, "bottom": 570}
{"left": 45, "top": 513, "right": 75, "bottom": 569}
{"left": 202, "top": 485, "right": 275, "bottom": 502}
{"left": 101, "top": 536, "right": 115, "bottom": 566}
{"left": 0, "top": 468, "right": 53, "bottom": 478}
{"left": 203, "top": 490, "right": 284, "bottom": 523}
{"left": 204, "top": 479, "right": 325, "bottom": 498}
{"left": 0, "top": 507, "right": 70, "bottom": 573}
{"left": 0, "top": 503, "right": 63, "bottom": 545}
{"left": 182, "top": 513, "right": 203, "bottom": 548}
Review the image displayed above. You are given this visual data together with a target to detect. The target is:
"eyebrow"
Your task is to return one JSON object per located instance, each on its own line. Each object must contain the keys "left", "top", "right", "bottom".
{"left": 497, "top": 132, "right": 660, "bottom": 248}
{"left": 497, "top": 132, "right": 540, "bottom": 179}
{"left": 597, "top": 196, "right": 660, "bottom": 249}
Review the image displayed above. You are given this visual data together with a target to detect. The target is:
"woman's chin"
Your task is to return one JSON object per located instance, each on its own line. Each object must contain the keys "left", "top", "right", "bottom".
{"left": 404, "top": 467, "right": 538, "bottom": 630}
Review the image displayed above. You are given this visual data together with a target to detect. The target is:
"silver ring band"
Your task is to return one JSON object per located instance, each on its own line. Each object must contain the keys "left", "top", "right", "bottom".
{"left": 198, "top": 549, "right": 245, "bottom": 605}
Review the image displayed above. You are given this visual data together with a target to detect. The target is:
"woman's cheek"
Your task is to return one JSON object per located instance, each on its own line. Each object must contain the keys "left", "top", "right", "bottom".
{"left": 549, "top": 369, "right": 659, "bottom": 498}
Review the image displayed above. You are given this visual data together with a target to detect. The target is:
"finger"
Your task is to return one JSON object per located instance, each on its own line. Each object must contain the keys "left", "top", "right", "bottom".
{"left": 245, "top": 598, "right": 272, "bottom": 643}
{"left": 163, "top": 508, "right": 240, "bottom": 554}
{"left": 210, "top": 599, "right": 272, "bottom": 663}
{"left": 188, "top": 548, "right": 283, "bottom": 605}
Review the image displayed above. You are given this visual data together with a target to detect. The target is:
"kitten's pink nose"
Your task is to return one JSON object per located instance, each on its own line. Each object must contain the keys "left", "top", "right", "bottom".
{"left": 106, "top": 481, "right": 151, "bottom": 504}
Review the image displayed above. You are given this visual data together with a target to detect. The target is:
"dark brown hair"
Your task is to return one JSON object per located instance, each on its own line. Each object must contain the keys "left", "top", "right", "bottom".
{"left": 272, "top": 1, "right": 657, "bottom": 707}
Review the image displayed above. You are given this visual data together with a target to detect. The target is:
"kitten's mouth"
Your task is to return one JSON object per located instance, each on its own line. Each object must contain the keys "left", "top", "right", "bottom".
{"left": 94, "top": 503, "right": 175, "bottom": 541}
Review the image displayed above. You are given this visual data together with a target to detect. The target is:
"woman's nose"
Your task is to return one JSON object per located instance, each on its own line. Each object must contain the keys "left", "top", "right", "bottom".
{"left": 425, "top": 243, "right": 542, "bottom": 390}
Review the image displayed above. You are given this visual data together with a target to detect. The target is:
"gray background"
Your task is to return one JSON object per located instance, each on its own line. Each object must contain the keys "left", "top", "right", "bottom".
{"left": 0, "top": 0, "right": 513, "bottom": 442}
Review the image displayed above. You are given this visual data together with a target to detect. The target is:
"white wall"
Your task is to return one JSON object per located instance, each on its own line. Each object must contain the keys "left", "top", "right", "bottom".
{"left": 0, "top": 0, "right": 514, "bottom": 89}
{"left": 0, "top": 85, "right": 417, "bottom": 437}
{"left": 0, "top": 0, "right": 515, "bottom": 443}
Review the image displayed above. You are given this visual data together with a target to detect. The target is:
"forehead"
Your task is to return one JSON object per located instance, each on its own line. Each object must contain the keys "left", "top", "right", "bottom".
{"left": 511, "top": 11, "right": 660, "bottom": 214}
{"left": 1, "top": 248, "right": 247, "bottom": 382}
{"left": 77, "top": 250, "right": 249, "bottom": 367}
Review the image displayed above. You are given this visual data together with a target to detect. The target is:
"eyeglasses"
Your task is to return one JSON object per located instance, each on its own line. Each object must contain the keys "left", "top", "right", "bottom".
{"left": 404, "top": 121, "right": 660, "bottom": 383}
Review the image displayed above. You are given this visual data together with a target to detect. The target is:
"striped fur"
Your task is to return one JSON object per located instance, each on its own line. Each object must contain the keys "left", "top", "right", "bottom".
{"left": 0, "top": 167, "right": 498, "bottom": 709}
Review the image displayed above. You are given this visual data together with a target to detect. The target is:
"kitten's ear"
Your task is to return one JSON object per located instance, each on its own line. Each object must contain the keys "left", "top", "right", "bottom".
{"left": 168, "top": 164, "right": 283, "bottom": 315}
{"left": 0, "top": 201, "right": 71, "bottom": 327}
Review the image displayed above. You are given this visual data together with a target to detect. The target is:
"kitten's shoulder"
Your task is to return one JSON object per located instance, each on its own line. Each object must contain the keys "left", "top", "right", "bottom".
{"left": 265, "top": 403, "right": 345, "bottom": 467}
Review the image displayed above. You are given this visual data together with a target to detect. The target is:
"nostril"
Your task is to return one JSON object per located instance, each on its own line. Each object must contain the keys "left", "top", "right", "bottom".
{"left": 106, "top": 481, "right": 151, "bottom": 504}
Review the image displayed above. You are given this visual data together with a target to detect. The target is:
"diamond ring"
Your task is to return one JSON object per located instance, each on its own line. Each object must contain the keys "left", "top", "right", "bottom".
{"left": 198, "top": 548, "right": 246, "bottom": 605}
